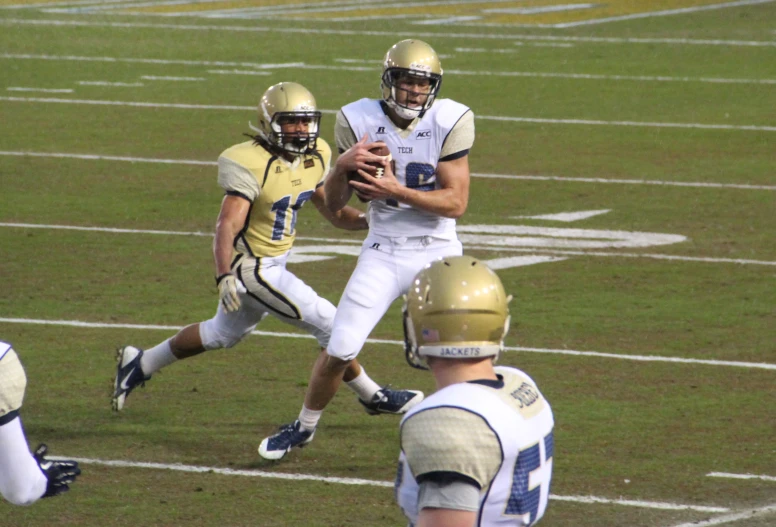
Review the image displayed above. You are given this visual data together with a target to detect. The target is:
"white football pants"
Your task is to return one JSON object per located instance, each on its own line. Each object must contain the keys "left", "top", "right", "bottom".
{"left": 199, "top": 252, "right": 336, "bottom": 350}
{"left": 327, "top": 234, "right": 463, "bottom": 361}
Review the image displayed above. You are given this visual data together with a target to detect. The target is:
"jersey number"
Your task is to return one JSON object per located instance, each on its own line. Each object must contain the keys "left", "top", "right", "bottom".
{"left": 270, "top": 190, "right": 314, "bottom": 241}
{"left": 505, "top": 432, "right": 554, "bottom": 525}
{"left": 386, "top": 162, "right": 435, "bottom": 207}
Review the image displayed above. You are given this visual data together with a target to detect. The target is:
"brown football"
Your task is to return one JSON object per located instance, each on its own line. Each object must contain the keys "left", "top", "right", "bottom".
{"left": 347, "top": 144, "right": 391, "bottom": 202}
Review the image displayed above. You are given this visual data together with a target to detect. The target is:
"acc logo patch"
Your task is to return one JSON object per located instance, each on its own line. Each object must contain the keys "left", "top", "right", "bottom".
{"left": 416, "top": 130, "right": 431, "bottom": 140}
{"left": 304, "top": 159, "right": 315, "bottom": 169}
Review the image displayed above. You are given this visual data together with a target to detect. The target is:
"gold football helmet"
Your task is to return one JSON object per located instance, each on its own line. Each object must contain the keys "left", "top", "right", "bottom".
{"left": 403, "top": 256, "right": 511, "bottom": 369}
{"left": 381, "top": 39, "right": 443, "bottom": 121}
{"left": 249, "top": 82, "right": 321, "bottom": 155}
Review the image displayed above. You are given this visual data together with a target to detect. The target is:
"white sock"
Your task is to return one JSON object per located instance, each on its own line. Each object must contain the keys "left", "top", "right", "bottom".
{"left": 298, "top": 406, "right": 323, "bottom": 432}
{"left": 346, "top": 369, "right": 381, "bottom": 402}
{"left": 140, "top": 339, "right": 178, "bottom": 375}
{"left": 0, "top": 416, "right": 48, "bottom": 505}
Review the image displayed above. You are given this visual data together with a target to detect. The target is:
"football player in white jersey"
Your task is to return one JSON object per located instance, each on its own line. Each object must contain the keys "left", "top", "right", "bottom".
{"left": 112, "top": 83, "right": 407, "bottom": 458}
{"left": 0, "top": 340, "right": 81, "bottom": 505}
{"left": 260, "top": 40, "right": 475, "bottom": 458}
{"left": 396, "top": 256, "right": 555, "bottom": 527}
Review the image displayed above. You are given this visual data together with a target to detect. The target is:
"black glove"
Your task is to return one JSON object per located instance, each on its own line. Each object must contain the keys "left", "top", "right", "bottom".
{"left": 33, "top": 444, "right": 81, "bottom": 498}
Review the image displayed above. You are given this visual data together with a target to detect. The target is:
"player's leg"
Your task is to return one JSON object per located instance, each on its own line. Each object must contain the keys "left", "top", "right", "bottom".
{"left": 326, "top": 242, "right": 425, "bottom": 416}
{"left": 246, "top": 256, "right": 384, "bottom": 404}
{"left": 0, "top": 348, "right": 47, "bottom": 505}
{"left": 0, "top": 415, "right": 48, "bottom": 505}
{"left": 246, "top": 257, "right": 383, "bottom": 459}
{"left": 112, "top": 288, "right": 267, "bottom": 411}
{"left": 300, "top": 245, "right": 402, "bottom": 412}
{"left": 259, "top": 248, "right": 397, "bottom": 459}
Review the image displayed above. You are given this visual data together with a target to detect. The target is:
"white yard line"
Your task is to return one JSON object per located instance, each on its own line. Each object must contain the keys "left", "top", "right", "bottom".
{"left": 6, "top": 87, "right": 74, "bottom": 93}
{"left": 1, "top": 150, "right": 773, "bottom": 191}
{"left": 666, "top": 503, "right": 776, "bottom": 527}
{"left": 555, "top": 0, "right": 776, "bottom": 28}
{"left": 2, "top": 222, "right": 774, "bottom": 267}
{"left": 480, "top": 114, "right": 776, "bottom": 132}
{"left": 207, "top": 69, "right": 271, "bottom": 76}
{"left": 39, "top": 0, "right": 236, "bottom": 13}
{"left": 0, "top": 150, "right": 216, "bottom": 165}
{"left": 0, "top": 95, "right": 255, "bottom": 111}
{"left": 0, "top": 317, "right": 774, "bottom": 371}
{"left": 454, "top": 47, "right": 519, "bottom": 53}
{"left": 0, "top": 52, "right": 305, "bottom": 69}
{"left": 707, "top": 472, "right": 776, "bottom": 482}
{"left": 3, "top": 52, "right": 775, "bottom": 85}
{"left": 549, "top": 494, "right": 727, "bottom": 513}
{"left": 147, "top": 0, "right": 523, "bottom": 17}
{"left": 77, "top": 80, "right": 144, "bottom": 86}
{"left": 1, "top": 18, "right": 774, "bottom": 47}
{"left": 474, "top": 173, "right": 776, "bottom": 191}
{"left": 2, "top": 96, "right": 774, "bottom": 132}
{"left": 0, "top": 0, "right": 131, "bottom": 9}
{"left": 140, "top": 75, "right": 205, "bottom": 81}
{"left": 46, "top": 455, "right": 729, "bottom": 513}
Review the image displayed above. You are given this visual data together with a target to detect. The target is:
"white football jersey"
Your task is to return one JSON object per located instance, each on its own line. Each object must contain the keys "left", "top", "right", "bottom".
{"left": 340, "top": 98, "right": 472, "bottom": 238}
{"left": 396, "top": 366, "right": 554, "bottom": 527}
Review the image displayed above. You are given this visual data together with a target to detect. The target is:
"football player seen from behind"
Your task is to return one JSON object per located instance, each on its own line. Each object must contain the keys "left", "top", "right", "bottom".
{"left": 262, "top": 39, "right": 474, "bottom": 458}
{"left": 111, "top": 81, "right": 409, "bottom": 461}
{"left": 396, "top": 256, "right": 554, "bottom": 527}
{"left": 0, "top": 341, "right": 81, "bottom": 505}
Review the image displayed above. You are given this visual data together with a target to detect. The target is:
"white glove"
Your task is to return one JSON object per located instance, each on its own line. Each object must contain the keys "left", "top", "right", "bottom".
{"left": 216, "top": 273, "right": 242, "bottom": 313}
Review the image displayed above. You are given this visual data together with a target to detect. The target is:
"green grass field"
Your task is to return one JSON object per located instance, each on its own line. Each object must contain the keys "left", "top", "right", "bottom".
{"left": 1, "top": 1, "right": 774, "bottom": 526}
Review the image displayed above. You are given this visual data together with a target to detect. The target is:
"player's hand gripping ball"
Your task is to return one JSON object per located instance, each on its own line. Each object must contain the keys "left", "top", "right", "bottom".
{"left": 348, "top": 145, "right": 392, "bottom": 202}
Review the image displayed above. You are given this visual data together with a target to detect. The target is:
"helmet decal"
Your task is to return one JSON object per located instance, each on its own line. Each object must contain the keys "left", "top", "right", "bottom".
{"left": 403, "top": 256, "right": 511, "bottom": 369}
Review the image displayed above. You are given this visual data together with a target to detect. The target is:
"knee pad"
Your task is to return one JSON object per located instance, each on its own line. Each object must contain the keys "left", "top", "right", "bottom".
{"left": 327, "top": 326, "right": 364, "bottom": 362}
{"left": 199, "top": 318, "right": 248, "bottom": 350}
{"left": 296, "top": 297, "right": 335, "bottom": 349}
{"left": 315, "top": 298, "right": 336, "bottom": 333}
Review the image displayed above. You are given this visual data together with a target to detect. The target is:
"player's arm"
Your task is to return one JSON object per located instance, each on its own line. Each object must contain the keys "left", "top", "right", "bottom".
{"left": 212, "top": 194, "right": 250, "bottom": 313}
{"left": 350, "top": 111, "right": 474, "bottom": 218}
{"left": 351, "top": 153, "right": 469, "bottom": 219}
{"left": 214, "top": 155, "right": 257, "bottom": 312}
{"left": 311, "top": 186, "right": 368, "bottom": 231}
{"left": 325, "top": 111, "right": 387, "bottom": 212}
{"left": 213, "top": 194, "right": 250, "bottom": 276}
{"left": 417, "top": 507, "right": 476, "bottom": 527}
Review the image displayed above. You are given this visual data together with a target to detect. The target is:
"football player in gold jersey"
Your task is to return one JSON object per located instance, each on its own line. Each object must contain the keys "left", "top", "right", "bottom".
{"left": 396, "top": 257, "right": 554, "bottom": 527}
{"left": 112, "top": 83, "right": 401, "bottom": 456}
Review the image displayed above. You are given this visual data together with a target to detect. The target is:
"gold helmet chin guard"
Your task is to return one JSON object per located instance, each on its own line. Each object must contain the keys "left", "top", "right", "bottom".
{"left": 249, "top": 81, "right": 321, "bottom": 155}
{"left": 403, "top": 256, "right": 512, "bottom": 370}
{"left": 381, "top": 39, "right": 443, "bottom": 121}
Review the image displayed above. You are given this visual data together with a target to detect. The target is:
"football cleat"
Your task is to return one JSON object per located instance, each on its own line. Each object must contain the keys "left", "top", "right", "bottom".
{"left": 111, "top": 346, "right": 151, "bottom": 412}
{"left": 359, "top": 386, "right": 424, "bottom": 416}
{"left": 258, "top": 420, "right": 315, "bottom": 460}
{"left": 33, "top": 444, "right": 81, "bottom": 498}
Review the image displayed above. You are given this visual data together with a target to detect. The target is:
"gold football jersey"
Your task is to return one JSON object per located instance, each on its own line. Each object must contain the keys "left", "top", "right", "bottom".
{"left": 0, "top": 343, "right": 27, "bottom": 418}
{"left": 217, "top": 139, "right": 332, "bottom": 257}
